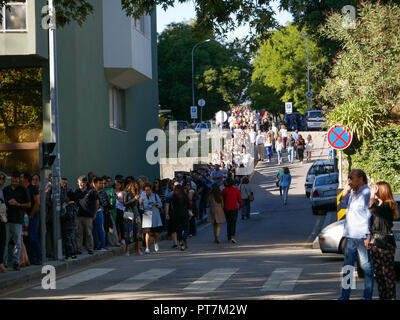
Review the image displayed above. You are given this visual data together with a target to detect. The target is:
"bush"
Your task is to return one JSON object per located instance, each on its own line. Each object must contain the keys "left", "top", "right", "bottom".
{"left": 353, "top": 126, "right": 400, "bottom": 192}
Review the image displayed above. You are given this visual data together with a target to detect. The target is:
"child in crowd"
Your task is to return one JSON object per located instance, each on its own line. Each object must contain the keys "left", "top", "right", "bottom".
{"left": 275, "top": 137, "right": 284, "bottom": 165}
{"left": 305, "top": 135, "right": 313, "bottom": 162}
{"left": 60, "top": 191, "right": 78, "bottom": 260}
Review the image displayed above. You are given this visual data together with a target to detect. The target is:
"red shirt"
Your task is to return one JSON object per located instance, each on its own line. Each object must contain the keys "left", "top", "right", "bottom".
{"left": 222, "top": 186, "right": 242, "bottom": 211}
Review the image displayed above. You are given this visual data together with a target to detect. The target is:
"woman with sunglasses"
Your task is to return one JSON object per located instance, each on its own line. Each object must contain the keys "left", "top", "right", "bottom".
{"left": 367, "top": 181, "right": 398, "bottom": 300}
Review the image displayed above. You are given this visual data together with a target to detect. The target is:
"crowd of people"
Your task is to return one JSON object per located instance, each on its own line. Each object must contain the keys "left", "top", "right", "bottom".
{"left": 0, "top": 162, "right": 255, "bottom": 272}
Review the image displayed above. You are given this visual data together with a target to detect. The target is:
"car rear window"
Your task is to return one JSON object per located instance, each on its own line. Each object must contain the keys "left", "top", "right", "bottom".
{"left": 315, "top": 175, "right": 339, "bottom": 186}
{"left": 309, "top": 164, "right": 335, "bottom": 175}
{"left": 309, "top": 111, "right": 323, "bottom": 118}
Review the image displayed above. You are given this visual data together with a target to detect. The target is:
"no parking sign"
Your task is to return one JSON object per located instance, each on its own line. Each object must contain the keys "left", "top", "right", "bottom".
{"left": 327, "top": 125, "right": 352, "bottom": 150}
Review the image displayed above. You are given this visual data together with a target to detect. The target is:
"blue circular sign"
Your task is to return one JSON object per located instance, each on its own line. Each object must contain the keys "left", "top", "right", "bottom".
{"left": 327, "top": 125, "right": 352, "bottom": 150}
{"left": 306, "top": 92, "right": 313, "bottom": 99}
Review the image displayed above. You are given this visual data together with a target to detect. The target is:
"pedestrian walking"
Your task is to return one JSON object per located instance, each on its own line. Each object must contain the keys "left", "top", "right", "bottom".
{"left": 166, "top": 184, "right": 191, "bottom": 251}
{"left": 207, "top": 184, "right": 226, "bottom": 244}
{"left": 222, "top": 178, "right": 242, "bottom": 244}
{"left": 256, "top": 130, "right": 266, "bottom": 162}
{"left": 139, "top": 183, "right": 163, "bottom": 254}
{"left": 0, "top": 173, "right": 8, "bottom": 272}
{"left": 264, "top": 132, "right": 273, "bottom": 163}
{"left": 287, "top": 134, "right": 295, "bottom": 164}
{"left": 367, "top": 182, "right": 398, "bottom": 300}
{"left": 275, "top": 137, "right": 284, "bottom": 165}
{"left": 296, "top": 135, "right": 306, "bottom": 163}
{"left": 338, "top": 169, "right": 374, "bottom": 300}
{"left": 240, "top": 177, "right": 253, "bottom": 220}
{"left": 279, "top": 124, "right": 288, "bottom": 150}
{"left": 184, "top": 181, "right": 197, "bottom": 237}
{"left": 305, "top": 135, "right": 313, "bottom": 162}
{"left": 279, "top": 168, "right": 292, "bottom": 205}
{"left": 3, "top": 172, "right": 31, "bottom": 271}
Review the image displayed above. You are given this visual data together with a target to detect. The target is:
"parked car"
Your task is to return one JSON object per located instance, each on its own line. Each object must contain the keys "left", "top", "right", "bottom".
{"left": 318, "top": 195, "right": 400, "bottom": 278}
{"left": 177, "top": 121, "right": 189, "bottom": 130}
{"left": 194, "top": 122, "right": 211, "bottom": 132}
{"left": 282, "top": 112, "right": 307, "bottom": 131}
{"left": 310, "top": 172, "right": 339, "bottom": 215}
{"left": 305, "top": 110, "right": 326, "bottom": 130}
{"left": 305, "top": 160, "right": 336, "bottom": 198}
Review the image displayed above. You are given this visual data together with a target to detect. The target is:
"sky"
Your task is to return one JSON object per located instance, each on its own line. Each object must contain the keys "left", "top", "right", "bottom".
{"left": 156, "top": 0, "right": 294, "bottom": 40}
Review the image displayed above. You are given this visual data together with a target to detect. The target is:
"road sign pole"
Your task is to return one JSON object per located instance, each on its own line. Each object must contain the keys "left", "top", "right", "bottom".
{"left": 339, "top": 150, "right": 343, "bottom": 189}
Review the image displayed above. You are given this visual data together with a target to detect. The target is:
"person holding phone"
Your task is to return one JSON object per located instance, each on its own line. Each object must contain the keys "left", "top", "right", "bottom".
{"left": 337, "top": 169, "right": 374, "bottom": 300}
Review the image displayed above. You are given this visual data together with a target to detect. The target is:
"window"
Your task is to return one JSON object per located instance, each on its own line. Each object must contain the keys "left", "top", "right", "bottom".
{"left": 134, "top": 15, "right": 145, "bottom": 34}
{"left": 315, "top": 174, "right": 339, "bottom": 187}
{"left": 0, "top": 1, "right": 27, "bottom": 32}
{"left": 309, "top": 164, "right": 335, "bottom": 175}
{"left": 109, "top": 86, "right": 126, "bottom": 131}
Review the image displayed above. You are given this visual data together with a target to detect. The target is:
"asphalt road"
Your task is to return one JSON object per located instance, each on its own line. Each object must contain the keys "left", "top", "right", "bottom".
{"left": 0, "top": 131, "right": 383, "bottom": 300}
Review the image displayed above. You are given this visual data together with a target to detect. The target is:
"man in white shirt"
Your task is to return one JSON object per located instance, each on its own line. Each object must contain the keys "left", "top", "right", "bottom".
{"left": 255, "top": 130, "right": 266, "bottom": 161}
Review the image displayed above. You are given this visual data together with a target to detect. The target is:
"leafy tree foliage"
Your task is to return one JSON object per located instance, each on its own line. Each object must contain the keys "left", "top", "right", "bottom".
{"left": 252, "top": 23, "right": 327, "bottom": 114}
{"left": 158, "top": 22, "right": 251, "bottom": 121}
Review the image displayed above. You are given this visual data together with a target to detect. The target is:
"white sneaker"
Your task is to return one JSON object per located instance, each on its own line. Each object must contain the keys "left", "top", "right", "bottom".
{"left": 154, "top": 243, "right": 159, "bottom": 252}
{"left": 144, "top": 248, "right": 151, "bottom": 254}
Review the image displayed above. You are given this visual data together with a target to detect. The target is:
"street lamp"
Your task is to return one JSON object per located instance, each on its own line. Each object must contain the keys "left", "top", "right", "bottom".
{"left": 192, "top": 39, "right": 211, "bottom": 123}
{"left": 301, "top": 33, "right": 311, "bottom": 112}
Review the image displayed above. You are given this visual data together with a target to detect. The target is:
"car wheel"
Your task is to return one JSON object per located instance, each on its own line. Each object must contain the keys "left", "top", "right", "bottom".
{"left": 312, "top": 207, "right": 319, "bottom": 215}
{"left": 339, "top": 238, "right": 346, "bottom": 254}
{"left": 356, "top": 255, "right": 365, "bottom": 278}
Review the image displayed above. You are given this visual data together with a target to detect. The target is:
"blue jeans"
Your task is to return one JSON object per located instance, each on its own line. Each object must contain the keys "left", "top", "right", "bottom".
{"left": 341, "top": 238, "right": 374, "bottom": 300}
{"left": 28, "top": 215, "right": 42, "bottom": 263}
{"left": 287, "top": 147, "right": 294, "bottom": 163}
{"left": 241, "top": 199, "right": 250, "bottom": 217}
{"left": 277, "top": 150, "right": 283, "bottom": 163}
{"left": 265, "top": 147, "right": 272, "bottom": 161}
{"left": 92, "top": 210, "right": 106, "bottom": 249}
{"left": 282, "top": 186, "right": 289, "bottom": 203}
{"left": 3, "top": 223, "right": 22, "bottom": 266}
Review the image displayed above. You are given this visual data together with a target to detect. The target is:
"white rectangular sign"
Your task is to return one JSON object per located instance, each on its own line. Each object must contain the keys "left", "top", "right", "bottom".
{"left": 285, "top": 102, "right": 293, "bottom": 114}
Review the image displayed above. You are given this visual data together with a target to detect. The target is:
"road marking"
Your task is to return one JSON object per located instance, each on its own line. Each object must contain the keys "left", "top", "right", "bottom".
{"left": 104, "top": 268, "right": 175, "bottom": 291}
{"left": 250, "top": 212, "right": 260, "bottom": 216}
{"left": 33, "top": 268, "right": 115, "bottom": 290}
{"left": 184, "top": 268, "right": 239, "bottom": 292}
{"left": 261, "top": 268, "right": 303, "bottom": 291}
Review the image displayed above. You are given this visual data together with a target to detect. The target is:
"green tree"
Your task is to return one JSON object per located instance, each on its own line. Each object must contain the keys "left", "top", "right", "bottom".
{"left": 320, "top": 1, "right": 400, "bottom": 143}
{"left": 248, "top": 81, "right": 282, "bottom": 117}
{"left": 158, "top": 22, "right": 251, "bottom": 121}
{"left": 252, "top": 23, "right": 327, "bottom": 114}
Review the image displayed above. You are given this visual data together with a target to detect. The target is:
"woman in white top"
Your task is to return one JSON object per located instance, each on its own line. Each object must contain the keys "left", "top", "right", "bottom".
{"left": 275, "top": 137, "right": 284, "bottom": 165}
{"left": 279, "top": 124, "right": 288, "bottom": 151}
{"left": 305, "top": 134, "right": 314, "bottom": 162}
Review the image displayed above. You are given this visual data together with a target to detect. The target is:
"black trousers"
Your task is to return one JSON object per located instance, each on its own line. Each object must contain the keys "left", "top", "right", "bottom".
{"left": 298, "top": 148, "right": 304, "bottom": 162}
{"left": 0, "top": 222, "right": 5, "bottom": 264}
{"left": 224, "top": 209, "right": 238, "bottom": 240}
{"left": 116, "top": 209, "right": 125, "bottom": 240}
{"left": 62, "top": 228, "right": 76, "bottom": 258}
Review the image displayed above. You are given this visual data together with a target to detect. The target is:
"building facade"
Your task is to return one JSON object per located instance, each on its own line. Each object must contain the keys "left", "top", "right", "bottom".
{"left": 0, "top": 0, "right": 160, "bottom": 182}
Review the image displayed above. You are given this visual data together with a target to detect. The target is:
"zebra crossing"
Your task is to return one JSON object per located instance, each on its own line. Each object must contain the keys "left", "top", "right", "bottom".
{"left": 30, "top": 266, "right": 366, "bottom": 294}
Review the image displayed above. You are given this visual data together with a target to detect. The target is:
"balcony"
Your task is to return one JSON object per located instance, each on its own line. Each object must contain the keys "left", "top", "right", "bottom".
{"left": 102, "top": 0, "right": 152, "bottom": 90}
{"left": 0, "top": 0, "right": 48, "bottom": 59}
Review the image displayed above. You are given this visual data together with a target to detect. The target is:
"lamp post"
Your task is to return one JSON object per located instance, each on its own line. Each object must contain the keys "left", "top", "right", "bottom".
{"left": 192, "top": 39, "right": 211, "bottom": 122}
{"left": 301, "top": 33, "right": 311, "bottom": 112}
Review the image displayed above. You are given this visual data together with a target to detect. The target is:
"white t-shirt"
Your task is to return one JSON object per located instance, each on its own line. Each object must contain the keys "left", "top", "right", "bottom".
{"left": 280, "top": 129, "right": 288, "bottom": 138}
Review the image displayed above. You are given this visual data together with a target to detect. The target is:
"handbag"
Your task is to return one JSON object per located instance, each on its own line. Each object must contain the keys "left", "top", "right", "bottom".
{"left": 370, "top": 232, "right": 396, "bottom": 250}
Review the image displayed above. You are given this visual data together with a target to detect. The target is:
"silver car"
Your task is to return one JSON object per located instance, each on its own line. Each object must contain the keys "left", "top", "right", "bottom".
{"left": 305, "top": 160, "right": 335, "bottom": 198}
{"left": 310, "top": 172, "right": 339, "bottom": 215}
{"left": 305, "top": 110, "right": 326, "bottom": 130}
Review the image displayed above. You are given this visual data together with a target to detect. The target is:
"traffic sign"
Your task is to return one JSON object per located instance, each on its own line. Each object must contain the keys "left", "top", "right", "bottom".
{"left": 327, "top": 125, "right": 352, "bottom": 150}
{"left": 198, "top": 99, "right": 206, "bottom": 107}
{"left": 215, "top": 110, "right": 228, "bottom": 124}
{"left": 306, "top": 92, "right": 313, "bottom": 99}
{"left": 191, "top": 106, "right": 198, "bottom": 119}
{"left": 285, "top": 102, "right": 293, "bottom": 114}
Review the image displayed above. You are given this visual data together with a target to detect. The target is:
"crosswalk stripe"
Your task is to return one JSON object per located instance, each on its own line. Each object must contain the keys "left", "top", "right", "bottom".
{"left": 261, "top": 268, "right": 303, "bottom": 291}
{"left": 104, "top": 268, "right": 175, "bottom": 291}
{"left": 33, "top": 268, "right": 114, "bottom": 290}
{"left": 184, "top": 268, "right": 239, "bottom": 292}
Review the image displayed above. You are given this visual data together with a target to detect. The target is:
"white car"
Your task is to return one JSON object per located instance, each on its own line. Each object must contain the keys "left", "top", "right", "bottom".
{"left": 310, "top": 172, "right": 339, "bottom": 215}
{"left": 305, "top": 110, "right": 326, "bottom": 130}
{"left": 305, "top": 160, "right": 335, "bottom": 198}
